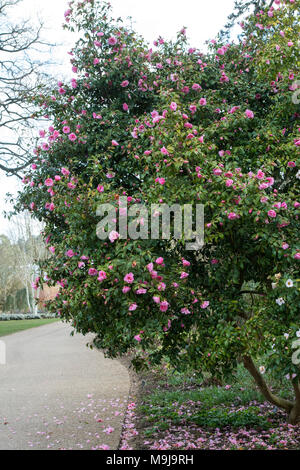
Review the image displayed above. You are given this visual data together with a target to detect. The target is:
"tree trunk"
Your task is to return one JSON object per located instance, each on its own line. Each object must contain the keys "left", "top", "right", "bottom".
{"left": 288, "top": 405, "right": 300, "bottom": 425}
{"left": 25, "top": 284, "right": 32, "bottom": 313}
{"left": 242, "top": 355, "right": 296, "bottom": 418}
{"left": 289, "top": 382, "right": 300, "bottom": 425}
{"left": 33, "top": 287, "right": 39, "bottom": 315}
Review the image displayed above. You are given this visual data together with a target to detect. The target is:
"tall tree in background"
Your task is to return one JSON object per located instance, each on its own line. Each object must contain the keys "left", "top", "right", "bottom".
{"left": 8, "top": 212, "right": 46, "bottom": 313}
{"left": 0, "top": 234, "right": 20, "bottom": 311}
{"left": 0, "top": 0, "right": 52, "bottom": 177}
{"left": 0, "top": 214, "right": 46, "bottom": 313}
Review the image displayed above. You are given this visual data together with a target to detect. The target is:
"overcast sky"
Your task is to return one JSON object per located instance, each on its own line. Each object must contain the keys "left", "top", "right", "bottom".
{"left": 0, "top": 0, "right": 236, "bottom": 235}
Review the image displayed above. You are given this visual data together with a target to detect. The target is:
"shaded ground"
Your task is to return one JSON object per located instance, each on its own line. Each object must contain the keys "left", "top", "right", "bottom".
{"left": 119, "top": 365, "right": 300, "bottom": 451}
{"left": 0, "top": 321, "right": 130, "bottom": 450}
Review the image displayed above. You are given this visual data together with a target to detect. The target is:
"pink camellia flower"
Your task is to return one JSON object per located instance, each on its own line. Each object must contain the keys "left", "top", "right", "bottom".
{"left": 199, "top": 97, "right": 207, "bottom": 106}
{"left": 123, "top": 103, "right": 129, "bottom": 111}
{"left": 201, "top": 301, "right": 210, "bottom": 309}
{"left": 68, "top": 133, "right": 77, "bottom": 141}
{"left": 182, "top": 259, "right": 190, "bottom": 267}
{"left": 136, "top": 288, "right": 147, "bottom": 295}
{"left": 294, "top": 253, "right": 300, "bottom": 260}
{"left": 155, "top": 177, "right": 166, "bottom": 185}
{"left": 268, "top": 210, "right": 277, "bottom": 218}
{"left": 153, "top": 296, "right": 160, "bottom": 304}
{"left": 180, "top": 272, "right": 189, "bottom": 279}
{"left": 120, "top": 80, "right": 129, "bottom": 88}
{"left": 109, "top": 230, "right": 120, "bottom": 243}
{"left": 265, "top": 177, "right": 274, "bottom": 187}
{"left": 78, "top": 262, "right": 85, "bottom": 268}
{"left": 170, "top": 102, "right": 177, "bottom": 111}
{"left": 256, "top": 170, "right": 265, "bottom": 179}
{"left": 61, "top": 167, "right": 70, "bottom": 176}
{"left": 213, "top": 168, "right": 222, "bottom": 176}
{"left": 134, "top": 334, "right": 142, "bottom": 342}
{"left": 129, "top": 303, "right": 138, "bottom": 312}
{"left": 228, "top": 212, "right": 238, "bottom": 220}
{"left": 122, "top": 286, "right": 131, "bottom": 293}
{"left": 63, "top": 126, "right": 70, "bottom": 134}
{"left": 181, "top": 308, "right": 191, "bottom": 315}
{"left": 49, "top": 246, "right": 55, "bottom": 254}
{"left": 111, "top": 140, "right": 119, "bottom": 146}
{"left": 192, "top": 83, "right": 201, "bottom": 90}
{"left": 97, "top": 271, "right": 107, "bottom": 282}
{"left": 88, "top": 268, "right": 98, "bottom": 276}
{"left": 99, "top": 444, "right": 110, "bottom": 450}
{"left": 158, "top": 282, "right": 166, "bottom": 291}
{"left": 146, "top": 262, "right": 154, "bottom": 272}
{"left": 108, "top": 36, "right": 117, "bottom": 45}
{"left": 211, "top": 259, "right": 219, "bottom": 264}
{"left": 160, "top": 146, "right": 169, "bottom": 155}
{"left": 226, "top": 179, "right": 234, "bottom": 187}
{"left": 229, "top": 106, "right": 240, "bottom": 114}
{"left": 45, "top": 178, "right": 54, "bottom": 187}
{"left": 97, "top": 185, "right": 104, "bottom": 193}
{"left": 66, "top": 249, "right": 75, "bottom": 258}
{"left": 160, "top": 301, "right": 169, "bottom": 312}
{"left": 55, "top": 175, "right": 61, "bottom": 181}
{"left": 288, "top": 161, "right": 296, "bottom": 168}
{"left": 124, "top": 273, "right": 134, "bottom": 284}
{"left": 156, "top": 257, "right": 164, "bottom": 265}
{"left": 103, "top": 426, "right": 115, "bottom": 435}
{"left": 245, "top": 109, "right": 254, "bottom": 119}
{"left": 282, "top": 243, "right": 289, "bottom": 250}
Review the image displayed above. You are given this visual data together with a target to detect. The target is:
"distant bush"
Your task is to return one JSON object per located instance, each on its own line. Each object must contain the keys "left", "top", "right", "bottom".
{"left": 0, "top": 313, "right": 57, "bottom": 321}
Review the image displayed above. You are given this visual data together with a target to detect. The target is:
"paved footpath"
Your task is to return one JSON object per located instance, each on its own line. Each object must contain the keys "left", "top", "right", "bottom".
{"left": 0, "top": 322, "right": 130, "bottom": 450}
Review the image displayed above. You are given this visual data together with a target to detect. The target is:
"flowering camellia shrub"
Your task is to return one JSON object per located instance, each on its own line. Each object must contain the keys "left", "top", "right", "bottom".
{"left": 17, "top": 0, "right": 300, "bottom": 423}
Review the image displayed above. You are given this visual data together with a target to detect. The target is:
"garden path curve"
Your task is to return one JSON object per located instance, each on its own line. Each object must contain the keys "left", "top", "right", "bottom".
{"left": 0, "top": 321, "right": 130, "bottom": 450}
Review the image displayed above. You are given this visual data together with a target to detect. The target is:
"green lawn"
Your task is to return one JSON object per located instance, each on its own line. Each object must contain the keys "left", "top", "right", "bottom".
{"left": 0, "top": 318, "right": 59, "bottom": 337}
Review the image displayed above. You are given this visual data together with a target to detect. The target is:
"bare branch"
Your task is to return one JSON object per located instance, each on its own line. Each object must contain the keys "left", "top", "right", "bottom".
{"left": 0, "top": 0, "right": 54, "bottom": 176}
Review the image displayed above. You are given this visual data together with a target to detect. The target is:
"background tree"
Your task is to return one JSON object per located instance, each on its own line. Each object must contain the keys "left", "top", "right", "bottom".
{"left": 0, "top": 214, "right": 46, "bottom": 312}
{"left": 8, "top": 212, "right": 46, "bottom": 314}
{"left": 0, "top": 0, "right": 52, "bottom": 177}
{"left": 0, "top": 234, "right": 21, "bottom": 311}
{"left": 17, "top": 0, "right": 300, "bottom": 423}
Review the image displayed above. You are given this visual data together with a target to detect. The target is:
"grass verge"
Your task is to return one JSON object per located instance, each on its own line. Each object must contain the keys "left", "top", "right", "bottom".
{"left": 0, "top": 318, "right": 59, "bottom": 337}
